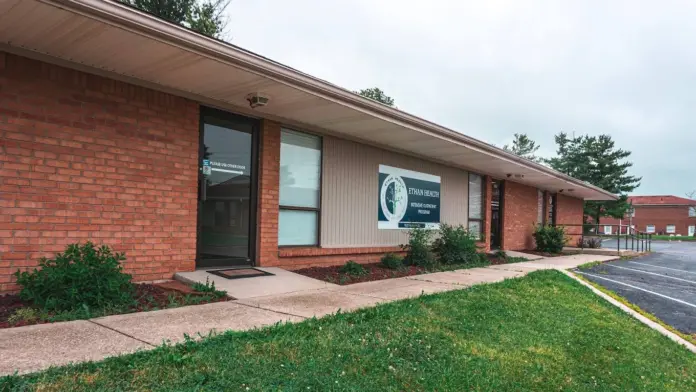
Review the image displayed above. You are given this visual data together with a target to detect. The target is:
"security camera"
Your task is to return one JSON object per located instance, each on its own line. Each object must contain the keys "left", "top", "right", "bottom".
{"left": 246, "top": 93, "right": 270, "bottom": 109}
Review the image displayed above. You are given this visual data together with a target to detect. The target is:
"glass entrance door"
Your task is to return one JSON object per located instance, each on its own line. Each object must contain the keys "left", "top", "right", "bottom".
{"left": 490, "top": 180, "right": 503, "bottom": 249}
{"left": 197, "top": 108, "right": 257, "bottom": 268}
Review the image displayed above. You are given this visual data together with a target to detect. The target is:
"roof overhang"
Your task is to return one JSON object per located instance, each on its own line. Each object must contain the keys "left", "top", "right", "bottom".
{"left": 0, "top": 0, "right": 617, "bottom": 201}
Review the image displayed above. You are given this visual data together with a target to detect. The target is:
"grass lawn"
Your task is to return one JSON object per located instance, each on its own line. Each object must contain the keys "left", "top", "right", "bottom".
{"left": 4, "top": 271, "right": 696, "bottom": 391}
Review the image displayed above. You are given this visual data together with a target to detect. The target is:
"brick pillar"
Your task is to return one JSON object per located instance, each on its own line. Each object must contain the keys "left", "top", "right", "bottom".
{"left": 256, "top": 119, "right": 281, "bottom": 266}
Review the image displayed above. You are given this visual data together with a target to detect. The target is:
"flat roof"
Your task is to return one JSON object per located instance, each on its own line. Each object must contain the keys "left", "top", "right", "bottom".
{"left": 0, "top": 0, "right": 617, "bottom": 201}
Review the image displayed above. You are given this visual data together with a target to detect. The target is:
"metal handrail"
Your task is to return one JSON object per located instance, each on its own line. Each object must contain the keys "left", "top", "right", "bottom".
{"left": 547, "top": 223, "right": 652, "bottom": 253}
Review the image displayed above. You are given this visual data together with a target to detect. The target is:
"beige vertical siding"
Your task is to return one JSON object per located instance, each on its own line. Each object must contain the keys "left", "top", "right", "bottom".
{"left": 321, "top": 136, "right": 469, "bottom": 247}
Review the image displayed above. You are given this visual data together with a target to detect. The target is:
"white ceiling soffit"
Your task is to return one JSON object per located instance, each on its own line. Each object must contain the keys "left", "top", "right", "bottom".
{"left": 0, "top": 0, "right": 617, "bottom": 201}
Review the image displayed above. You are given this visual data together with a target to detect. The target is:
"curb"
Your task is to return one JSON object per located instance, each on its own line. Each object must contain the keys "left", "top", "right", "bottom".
{"left": 561, "top": 270, "right": 696, "bottom": 354}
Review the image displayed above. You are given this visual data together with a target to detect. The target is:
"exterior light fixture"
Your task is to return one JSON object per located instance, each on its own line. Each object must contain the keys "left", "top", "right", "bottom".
{"left": 246, "top": 93, "right": 270, "bottom": 109}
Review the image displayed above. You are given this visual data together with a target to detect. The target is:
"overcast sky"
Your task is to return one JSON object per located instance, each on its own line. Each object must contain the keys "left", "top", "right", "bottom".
{"left": 227, "top": 0, "right": 696, "bottom": 196}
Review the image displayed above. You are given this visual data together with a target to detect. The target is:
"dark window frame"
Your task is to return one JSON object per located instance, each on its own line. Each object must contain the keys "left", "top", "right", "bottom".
{"left": 278, "top": 128, "right": 323, "bottom": 247}
{"left": 548, "top": 193, "right": 558, "bottom": 226}
{"left": 467, "top": 173, "right": 485, "bottom": 237}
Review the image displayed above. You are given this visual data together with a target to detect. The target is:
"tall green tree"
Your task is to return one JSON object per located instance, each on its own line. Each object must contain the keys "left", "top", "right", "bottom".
{"left": 121, "top": 0, "right": 230, "bottom": 38}
{"left": 356, "top": 87, "right": 395, "bottom": 107}
{"left": 503, "top": 133, "right": 541, "bottom": 162}
{"left": 547, "top": 132, "right": 641, "bottom": 224}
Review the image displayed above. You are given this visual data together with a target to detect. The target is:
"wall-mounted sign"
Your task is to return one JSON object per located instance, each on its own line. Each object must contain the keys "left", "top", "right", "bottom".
{"left": 209, "top": 160, "right": 246, "bottom": 175}
{"left": 378, "top": 165, "right": 441, "bottom": 230}
{"left": 201, "top": 159, "right": 212, "bottom": 176}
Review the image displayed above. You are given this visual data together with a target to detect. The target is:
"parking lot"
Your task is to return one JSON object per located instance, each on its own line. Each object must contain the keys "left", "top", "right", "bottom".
{"left": 575, "top": 241, "right": 696, "bottom": 335}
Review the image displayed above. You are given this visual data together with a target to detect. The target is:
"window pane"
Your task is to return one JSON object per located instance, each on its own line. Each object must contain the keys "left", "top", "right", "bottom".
{"left": 646, "top": 225, "right": 655, "bottom": 233}
{"left": 689, "top": 207, "right": 696, "bottom": 217}
{"left": 468, "top": 174, "right": 482, "bottom": 220}
{"left": 280, "top": 129, "right": 321, "bottom": 208}
{"left": 468, "top": 221, "right": 481, "bottom": 238}
{"left": 279, "top": 209, "right": 318, "bottom": 246}
{"left": 666, "top": 225, "right": 676, "bottom": 234}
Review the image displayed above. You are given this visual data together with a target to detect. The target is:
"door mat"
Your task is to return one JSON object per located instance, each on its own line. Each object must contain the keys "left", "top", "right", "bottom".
{"left": 208, "top": 268, "right": 274, "bottom": 280}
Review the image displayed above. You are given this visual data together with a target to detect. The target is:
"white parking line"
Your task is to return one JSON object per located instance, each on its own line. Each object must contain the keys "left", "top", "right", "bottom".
{"left": 629, "top": 261, "right": 696, "bottom": 276}
{"left": 576, "top": 271, "right": 696, "bottom": 309}
{"left": 606, "top": 264, "right": 696, "bottom": 284}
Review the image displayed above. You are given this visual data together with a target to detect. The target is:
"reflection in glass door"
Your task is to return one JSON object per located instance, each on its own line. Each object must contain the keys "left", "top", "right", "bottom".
{"left": 490, "top": 180, "right": 503, "bottom": 249}
{"left": 197, "top": 108, "right": 257, "bottom": 267}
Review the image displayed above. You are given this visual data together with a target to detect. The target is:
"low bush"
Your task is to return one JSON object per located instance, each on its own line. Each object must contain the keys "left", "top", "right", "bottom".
{"left": 402, "top": 228, "right": 436, "bottom": 267}
{"left": 533, "top": 225, "right": 568, "bottom": 254}
{"left": 191, "top": 277, "right": 227, "bottom": 298}
{"left": 7, "top": 307, "right": 45, "bottom": 326}
{"left": 432, "top": 224, "right": 480, "bottom": 265}
{"left": 577, "top": 237, "right": 603, "bottom": 249}
{"left": 339, "top": 261, "right": 367, "bottom": 276}
{"left": 494, "top": 250, "right": 508, "bottom": 260}
{"left": 14, "top": 242, "right": 135, "bottom": 312}
{"left": 380, "top": 253, "right": 404, "bottom": 270}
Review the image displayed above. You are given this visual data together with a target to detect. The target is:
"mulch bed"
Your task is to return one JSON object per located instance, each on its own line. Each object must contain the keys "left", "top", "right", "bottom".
{"left": 296, "top": 263, "right": 426, "bottom": 285}
{"left": 522, "top": 250, "right": 568, "bottom": 257}
{"left": 296, "top": 254, "right": 510, "bottom": 286}
{"left": 0, "top": 281, "right": 228, "bottom": 329}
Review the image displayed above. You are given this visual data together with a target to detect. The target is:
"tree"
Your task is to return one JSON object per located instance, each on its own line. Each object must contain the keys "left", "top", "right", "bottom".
{"left": 503, "top": 133, "right": 541, "bottom": 162}
{"left": 356, "top": 87, "right": 395, "bottom": 107}
{"left": 547, "top": 132, "right": 641, "bottom": 224}
{"left": 121, "top": 0, "right": 230, "bottom": 38}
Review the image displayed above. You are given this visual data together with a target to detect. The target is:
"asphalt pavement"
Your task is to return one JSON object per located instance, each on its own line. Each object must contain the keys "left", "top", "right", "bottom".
{"left": 575, "top": 241, "right": 696, "bottom": 335}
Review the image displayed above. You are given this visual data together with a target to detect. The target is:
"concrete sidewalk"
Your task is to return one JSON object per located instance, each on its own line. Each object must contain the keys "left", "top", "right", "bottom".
{"left": 0, "top": 253, "right": 614, "bottom": 376}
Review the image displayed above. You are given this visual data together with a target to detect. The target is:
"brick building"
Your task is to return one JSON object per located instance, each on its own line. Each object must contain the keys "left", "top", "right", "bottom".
{"left": 600, "top": 196, "right": 696, "bottom": 236}
{"left": 0, "top": 0, "right": 616, "bottom": 293}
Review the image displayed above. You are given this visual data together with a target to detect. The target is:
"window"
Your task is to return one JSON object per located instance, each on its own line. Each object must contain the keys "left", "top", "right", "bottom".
{"left": 548, "top": 194, "right": 557, "bottom": 225}
{"left": 537, "top": 190, "right": 544, "bottom": 224}
{"left": 666, "top": 225, "right": 676, "bottom": 234}
{"left": 278, "top": 129, "right": 322, "bottom": 246}
{"left": 629, "top": 208, "right": 636, "bottom": 218}
{"left": 646, "top": 225, "right": 655, "bottom": 233}
{"left": 468, "top": 173, "right": 484, "bottom": 238}
{"left": 689, "top": 206, "right": 696, "bottom": 217}
{"left": 603, "top": 225, "right": 612, "bottom": 235}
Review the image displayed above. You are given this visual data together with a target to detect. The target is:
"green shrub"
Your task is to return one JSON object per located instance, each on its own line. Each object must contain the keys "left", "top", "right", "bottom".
{"left": 533, "top": 225, "right": 568, "bottom": 253}
{"left": 7, "top": 307, "right": 44, "bottom": 326}
{"left": 577, "top": 237, "right": 603, "bottom": 249}
{"left": 495, "top": 250, "right": 508, "bottom": 260}
{"left": 380, "top": 253, "right": 404, "bottom": 270}
{"left": 191, "top": 277, "right": 227, "bottom": 298}
{"left": 432, "top": 224, "right": 480, "bottom": 265}
{"left": 402, "top": 228, "right": 436, "bottom": 267}
{"left": 339, "top": 261, "right": 367, "bottom": 276}
{"left": 14, "top": 242, "right": 135, "bottom": 312}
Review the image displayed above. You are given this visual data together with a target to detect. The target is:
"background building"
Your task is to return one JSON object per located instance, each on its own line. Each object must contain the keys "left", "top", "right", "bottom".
{"left": 600, "top": 196, "right": 696, "bottom": 236}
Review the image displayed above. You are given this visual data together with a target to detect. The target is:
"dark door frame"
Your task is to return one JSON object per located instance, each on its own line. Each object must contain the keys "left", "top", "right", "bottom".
{"left": 490, "top": 179, "right": 504, "bottom": 249}
{"left": 196, "top": 106, "right": 260, "bottom": 268}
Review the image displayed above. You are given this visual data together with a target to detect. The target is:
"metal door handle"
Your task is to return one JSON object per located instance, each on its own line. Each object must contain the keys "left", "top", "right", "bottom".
{"left": 200, "top": 177, "right": 207, "bottom": 202}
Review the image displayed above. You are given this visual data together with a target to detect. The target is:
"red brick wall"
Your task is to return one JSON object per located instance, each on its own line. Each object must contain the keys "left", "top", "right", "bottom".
{"left": 0, "top": 53, "right": 199, "bottom": 293}
{"left": 603, "top": 205, "right": 696, "bottom": 235}
{"left": 256, "top": 120, "right": 281, "bottom": 266}
{"left": 278, "top": 246, "right": 404, "bottom": 269}
{"left": 556, "top": 194, "right": 584, "bottom": 246}
{"left": 501, "top": 181, "right": 539, "bottom": 250}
